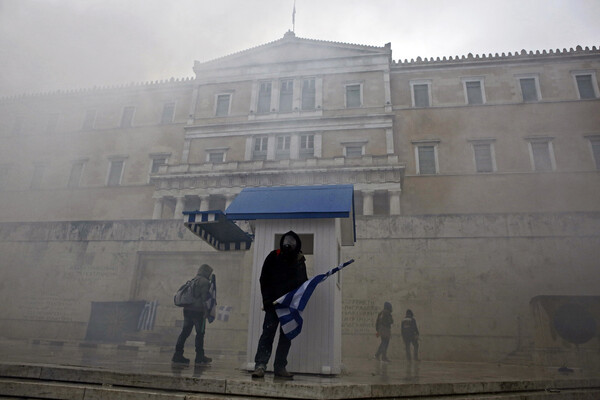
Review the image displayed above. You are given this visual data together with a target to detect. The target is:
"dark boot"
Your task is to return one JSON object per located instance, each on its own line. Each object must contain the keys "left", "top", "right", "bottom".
{"left": 251, "top": 366, "right": 265, "bottom": 378}
{"left": 274, "top": 368, "right": 294, "bottom": 379}
{"left": 171, "top": 352, "right": 190, "bottom": 365}
{"left": 195, "top": 353, "right": 212, "bottom": 364}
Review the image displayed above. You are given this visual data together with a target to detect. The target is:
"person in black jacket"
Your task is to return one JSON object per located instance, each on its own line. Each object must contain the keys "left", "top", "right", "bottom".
{"left": 375, "top": 302, "right": 393, "bottom": 362}
{"left": 401, "top": 309, "right": 420, "bottom": 361}
{"left": 172, "top": 264, "right": 214, "bottom": 366}
{"left": 251, "top": 231, "right": 308, "bottom": 379}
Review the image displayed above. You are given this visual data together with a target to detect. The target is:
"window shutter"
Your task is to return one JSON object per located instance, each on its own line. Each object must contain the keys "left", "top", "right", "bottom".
{"left": 576, "top": 75, "right": 596, "bottom": 99}
{"left": 531, "top": 142, "right": 552, "bottom": 171}
{"left": 418, "top": 146, "right": 436, "bottom": 174}
{"left": 473, "top": 144, "right": 493, "bottom": 172}
{"left": 413, "top": 84, "right": 430, "bottom": 107}
{"left": 466, "top": 81, "right": 483, "bottom": 104}
{"left": 520, "top": 78, "right": 538, "bottom": 102}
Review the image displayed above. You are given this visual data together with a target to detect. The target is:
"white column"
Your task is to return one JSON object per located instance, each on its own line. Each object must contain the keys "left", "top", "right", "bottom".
{"left": 181, "top": 139, "right": 191, "bottom": 164}
{"left": 314, "top": 133, "right": 322, "bottom": 158}
{"left": 389, "top": 189, "right": 402, "bottom": 215}
{"left": 362, "top": 190, "right": 374, "bottom": 216}
{"left": 266, "top": 136, "right": 276, "bottom": 160}
{"left": 199, "top": 195, "right": 210, "bottom": 212}
{"left": 245, "top": 137, "right": 254, "bottom": 161}
{"left": 290, "top": 135, "right": 300, "bottom": 159}
{"left": 174, "top": 196, "right": 185, "bottom": 219}
{"left": 152, "top": 198, "right": 163, "bottom": 220}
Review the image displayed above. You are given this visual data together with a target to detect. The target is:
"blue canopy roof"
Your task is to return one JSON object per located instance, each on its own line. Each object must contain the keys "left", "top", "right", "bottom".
{"left": 226, "top": 184, "right": 355, "bottom": 220}
{"left": 184, "top": 185, "right": 356, "bottom": 250}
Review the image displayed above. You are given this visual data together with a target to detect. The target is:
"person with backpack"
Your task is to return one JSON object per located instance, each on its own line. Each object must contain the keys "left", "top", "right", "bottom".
{"left": 172, "top": 264, "right": 214, "bottom": 366}
{"left": 401, "top": 309, "right": 420, "bottom": 361}
{"left": 374, "top": 302, "right": 393, "bottom": 362}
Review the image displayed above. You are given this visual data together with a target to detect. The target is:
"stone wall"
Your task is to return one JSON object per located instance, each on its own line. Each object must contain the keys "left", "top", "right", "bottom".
{"left": 0, "top": 213, "right": 598, "bottom": 366}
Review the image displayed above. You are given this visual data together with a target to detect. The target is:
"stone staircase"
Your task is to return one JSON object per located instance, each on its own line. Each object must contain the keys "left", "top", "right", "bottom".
{"left": 2, "top": 362, "right": 600, "bottom": 400}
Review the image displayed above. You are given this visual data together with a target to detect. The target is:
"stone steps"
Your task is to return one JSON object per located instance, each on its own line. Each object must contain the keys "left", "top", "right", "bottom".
{"left": 1, "top": 362, "right": 600, "bottom": 400}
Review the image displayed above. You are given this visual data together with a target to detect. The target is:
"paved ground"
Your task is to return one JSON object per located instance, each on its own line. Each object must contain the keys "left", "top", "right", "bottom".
{"left": 1, "top": 338, "right": 599, "bottom": 399}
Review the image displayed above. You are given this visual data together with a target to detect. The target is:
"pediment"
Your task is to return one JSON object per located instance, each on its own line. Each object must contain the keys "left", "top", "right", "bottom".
{"left": 194, "top": 32, "right": 390, "bottom": 73}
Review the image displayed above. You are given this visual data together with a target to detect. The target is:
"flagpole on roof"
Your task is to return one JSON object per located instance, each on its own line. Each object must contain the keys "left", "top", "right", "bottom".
{"left": 292, "top": 0, "right": 296, "bottom": 33}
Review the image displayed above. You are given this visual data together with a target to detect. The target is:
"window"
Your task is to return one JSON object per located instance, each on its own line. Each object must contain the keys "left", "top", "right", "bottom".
{"left": 373, "top": 191, "right": 390, "bottom": 216}
{"left": 208, "top": 152, "right": 225, "bottom": 163}
{"left": 346, "top": 84, "right": 362, "bottom": 108}
{"left": 413, "top": 142, "right": 439, "bottom": 175}
{"left": 279, "top": 80, "right": 293, "bottom": 112}
{"left": 586, "top": 136, "right": 600, "bottom": 170}
{"left": 253, "top": 136, "right": 268, "bottom": 160}
{"left": 150, "top": 157, "right": 167, "bottom": 174}
{"left": 526, "top": 138, "right": 555, "bottom": 172}
{"left": 301, "top": 78, "right": 316, "bottom": 110}
{"left": 518, "top": 77, "right": 540, "bottom": 102}
{"left": 462, "top": 78, "right": 485, "bottom": 105}
{"left": 161, "top": 102, "right": 175, "bottom": 124}
{"left": 208, "top": 195, "right": 226, "bottom": 211}
{"left": 344, "top": 144, "right": 364, "bottom": 158}
{"left": 45, "top": 113, "right": 59, "bottom": 133}
{"left": 82, "top": 109, "right": 97, "bottom": 130}
{"left": 120, "top": 106, "right": 135, "bottom": 128}
{"left": 107, "top": 159, "right": 125, "bottom": 186}
{"left": 300, "top": 134, "right": 314, "bottom": 159}
{"left": 215, "top": 94, "right": 231, "bottom": 116}
{"left": 469, "top": 140, "right": 496, "bottom": 173}
{"left": 410, "top": 80, "right": 431, "bottom": 108}
{"left": 30, "top": 164, "right": 44, "bottom": 189}
{"left": 574, "top": 73, "right": 598, "bottom": 99}
{"left": 257, "top": 82, "right": 272, "bottom": 113}
{"left": 67, "top": 160, "right": 85, "bottom": 188}
{"left": 276, "top": 136, "right": 291, "bottom": 159}
{"left": 184, "top": 196, "right": 201, "bottom": 212}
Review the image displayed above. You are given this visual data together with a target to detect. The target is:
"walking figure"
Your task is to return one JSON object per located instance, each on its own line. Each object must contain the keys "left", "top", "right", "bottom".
{"left": 401, "top": 309, "right": 419, "bottom": 361}
{"left": 374, "top": 302, "right": 393, "bottom": 362}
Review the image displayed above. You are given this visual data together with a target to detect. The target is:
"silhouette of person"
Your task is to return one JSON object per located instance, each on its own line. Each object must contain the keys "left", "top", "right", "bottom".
{"left": 401, "top": 309, "right": 420, "bottom": 361}
{"left": 375, "top": 302, "right": 393, "bottom": 362}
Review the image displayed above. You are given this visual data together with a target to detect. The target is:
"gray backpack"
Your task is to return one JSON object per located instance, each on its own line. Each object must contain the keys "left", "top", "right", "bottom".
{"left": 174, "top": 278, "right": 197, "bottom": 307}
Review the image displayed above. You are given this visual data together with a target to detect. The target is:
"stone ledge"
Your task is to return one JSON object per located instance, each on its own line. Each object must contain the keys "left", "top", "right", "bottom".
{"left": 2, "top": 363, "right": 600, "bottom": 400}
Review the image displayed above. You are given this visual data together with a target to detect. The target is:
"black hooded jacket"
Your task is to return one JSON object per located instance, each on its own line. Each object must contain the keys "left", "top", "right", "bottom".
{"left": 259, "top": 231, "right": 308, "bottom": 309}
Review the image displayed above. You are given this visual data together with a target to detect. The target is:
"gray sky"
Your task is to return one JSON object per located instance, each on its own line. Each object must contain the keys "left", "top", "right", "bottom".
{"left": 1, "top": 0, "right": 599, "bottom": 97}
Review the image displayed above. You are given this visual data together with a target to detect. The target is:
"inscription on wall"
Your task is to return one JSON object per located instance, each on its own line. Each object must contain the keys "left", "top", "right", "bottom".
{"left": 23, "top": 296, "right": 80, "bottom": 322}
{"left": 342, "top": 298, "right": 378, "bottom": 334}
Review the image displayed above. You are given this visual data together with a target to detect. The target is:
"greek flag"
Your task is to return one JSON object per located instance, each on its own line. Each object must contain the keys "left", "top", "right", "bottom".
{"left": 274, "top": 259, "right": 354, "bottom": 340}
{"left": 205, "top": 275, "right": 217, "bottom": 323}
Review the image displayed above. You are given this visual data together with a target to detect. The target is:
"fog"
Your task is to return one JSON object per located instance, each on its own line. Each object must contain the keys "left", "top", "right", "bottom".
{"left": 0, "top": 0, "right": 599, "bottom": 389}
{"left": 1, "top": 0, "right": 599, "bottom": 97}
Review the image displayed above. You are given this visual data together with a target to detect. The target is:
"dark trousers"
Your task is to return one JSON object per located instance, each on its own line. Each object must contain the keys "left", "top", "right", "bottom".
{"left": 403, "top": 336, "right": 419, "bottom": 361}
{"left": 375, "top": 336, "right": 390, "bottom": 359}
{"left": 254, "top": 307, "right": 291, "bottom": 371}
{"left": 175, "top": 309, "right": 206, "bottom": 356}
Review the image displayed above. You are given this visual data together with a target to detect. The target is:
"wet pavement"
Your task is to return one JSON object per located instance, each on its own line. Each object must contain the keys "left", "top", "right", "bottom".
{"left": 1, "top": 338, "right": 599, "bottom": 399}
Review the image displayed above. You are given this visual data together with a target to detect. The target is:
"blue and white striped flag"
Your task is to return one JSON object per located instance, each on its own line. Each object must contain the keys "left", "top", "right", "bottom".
{"left": 274, "top": 259, "right": 354, "bottom": 340}
{"left": 205, "top": 274, "right": 217, "bottom": 323}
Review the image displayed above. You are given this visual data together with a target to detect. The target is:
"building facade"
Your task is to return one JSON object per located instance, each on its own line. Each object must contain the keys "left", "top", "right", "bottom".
{"left": 1, "top": 32, "right": 599, "bottom": 366}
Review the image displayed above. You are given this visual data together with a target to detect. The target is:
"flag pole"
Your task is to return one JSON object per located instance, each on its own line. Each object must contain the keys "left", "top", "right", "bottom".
{"left": 292, "top": 0, "right": 296, "bottom": 33}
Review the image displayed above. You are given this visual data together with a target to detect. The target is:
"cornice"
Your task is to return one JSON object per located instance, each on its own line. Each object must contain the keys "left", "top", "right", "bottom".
{"left": 392, "top": 45, "right": 600, "bottom": 70}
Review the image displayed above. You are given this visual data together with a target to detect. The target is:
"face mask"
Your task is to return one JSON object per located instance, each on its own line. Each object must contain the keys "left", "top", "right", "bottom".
{"left": 281, "top": 235, "right": 297, "bottom": 254}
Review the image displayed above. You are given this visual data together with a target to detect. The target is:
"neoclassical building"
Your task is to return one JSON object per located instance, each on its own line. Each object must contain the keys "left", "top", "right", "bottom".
{"left": 0, "top": 32, "right": 599, "bottom": 366}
